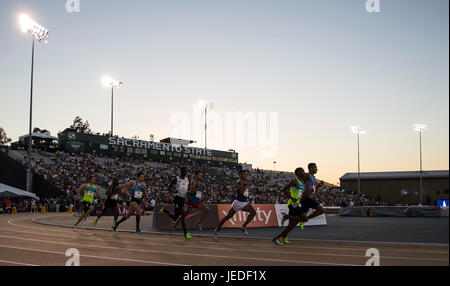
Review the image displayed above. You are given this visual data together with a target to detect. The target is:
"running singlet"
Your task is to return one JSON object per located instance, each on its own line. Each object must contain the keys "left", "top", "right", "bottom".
{"left": 304, "top": 174, "right": 316, "bottom": 199}
{"left": 189, "top": 182, "right": 203, "bottom": 203}
{"left": 82, "top": 184, "right": 97, "bottom": 204}
{"left": 287, "top": 178, "right": 304, "bottom": 206}
{"left": 107, "top": 185, "right": 120, "bottom": 201}
{"left": 130, "top": 182, "right": 145, "bottom": 203}
{"left": 175, "top": 177, "right": 189, "bottom": 198}
{"left": 235, "top": 180, "right": 249, "bottom": 203}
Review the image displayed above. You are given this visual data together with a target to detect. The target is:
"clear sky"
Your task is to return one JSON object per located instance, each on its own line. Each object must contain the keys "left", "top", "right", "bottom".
{"left": 0, "top": 0, "right": 448, "bottom": 185}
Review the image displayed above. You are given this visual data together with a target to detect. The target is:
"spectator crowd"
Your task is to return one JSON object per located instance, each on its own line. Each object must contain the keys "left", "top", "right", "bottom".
{"left": 1, "top": 148, "right": 387, "bottom": 214}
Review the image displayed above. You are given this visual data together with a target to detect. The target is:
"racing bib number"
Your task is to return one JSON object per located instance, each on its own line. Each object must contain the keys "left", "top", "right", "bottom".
{"left": 87, "top": 191, "right": 95, "bottom": 197}
{"left": 243, "top": 189, "right": 249, "bottom": 197}
{"left": 111, "top": 194, "right": 119, "bottom": 200}
{"left": 195, "top": 191, "right": 202, "bottom": 199}
{"left": 134, "top": 191, "right": 143, "bottom": 199}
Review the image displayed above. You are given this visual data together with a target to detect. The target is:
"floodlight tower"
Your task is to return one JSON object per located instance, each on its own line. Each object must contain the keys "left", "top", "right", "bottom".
{"left": 198, "top": 100, "right": 215, "bottom": 149}
{"left": 414, "top": 124, "right": 427, "bottom": 204}
{"left": 351, "top": 126, "right": 367, "bottom": 194}
{"left": 19, "top": 14, "right": 49, "bottom": 194}
{"left": 102, "top": 77, "right": 124, "bottom": 136}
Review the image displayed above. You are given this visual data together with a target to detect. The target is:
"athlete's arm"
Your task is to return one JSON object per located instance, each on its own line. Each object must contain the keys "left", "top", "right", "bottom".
{"left": 106, "top": 185, "right": 113, "bottom": 196}
{"left": 282, "top": 180, "right": 297, "bottom": 201}
{"left": 75, "top": 184, "right": 86, "bottom": 200}
{"left": 189, "top": 179, "right": 197, "bottom": 195}
{"left": 122, "top": 180, "right": 134, "bottom": 198}
{"left": 168, "top": 177, "right": 177, "bottom": 191}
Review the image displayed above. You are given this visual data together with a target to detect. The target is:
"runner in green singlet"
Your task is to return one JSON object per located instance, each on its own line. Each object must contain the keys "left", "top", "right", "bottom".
{"left": 73, "top": 175, "right": 101, "bottom": 231}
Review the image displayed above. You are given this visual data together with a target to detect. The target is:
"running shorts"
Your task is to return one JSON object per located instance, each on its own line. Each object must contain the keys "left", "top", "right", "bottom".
{"left": 231, "top": 200, "right": 248, "bottom": 211}
{"left": 300, "top": 197, "right": 320, "bottom": 213}
{"left": 81, "top": 201, "right": 94, "bottom": 213}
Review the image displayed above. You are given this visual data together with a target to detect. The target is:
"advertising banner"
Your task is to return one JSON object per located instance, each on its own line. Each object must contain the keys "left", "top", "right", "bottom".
{"left": 274, "top": 204, "right": 327, "bottom": 227}
{"left": 217, "top": 204, "right": 278, "bottom": 228}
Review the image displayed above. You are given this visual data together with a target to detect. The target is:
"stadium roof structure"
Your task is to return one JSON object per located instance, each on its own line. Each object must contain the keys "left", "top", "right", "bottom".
{"left": 160, "top": 137, "right": 196, "bottom": 147}
{"left": 340, "top": 170, "right": 449, "bottom": 181}
{"left": 0, "top": 183, "right": 39, "bottom": 199}
{"left": 19, "top": 132, "right": 58, "bottom": 142}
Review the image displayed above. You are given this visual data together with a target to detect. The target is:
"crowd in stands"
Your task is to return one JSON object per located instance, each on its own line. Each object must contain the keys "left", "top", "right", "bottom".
{"left": 2, "top": 148, "right": 387, "bottom": 213}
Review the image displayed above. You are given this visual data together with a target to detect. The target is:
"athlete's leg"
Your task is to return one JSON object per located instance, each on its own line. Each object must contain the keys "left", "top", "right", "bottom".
{"left": 173, "top": 205, "right": 191, "bottom": 229}
{"left": 275, "top": 216, "right": 301, "bottom": 240}
{"left": 216, "top": 208, "right": 236, "bottom": 232}
{"left": 307, "top": 205, "right": 325, "bottom": 220}
{"left": 241, "top": 204, "right": 256, "bottom": 228}
{"left": 197, "top": 203, "right": 209, "bottom": 225}
{"left": 115, "top": 203, "right": 137, "bottom": 227}
{"left": 113, "top": 206, "right": 119, "bottom": 223}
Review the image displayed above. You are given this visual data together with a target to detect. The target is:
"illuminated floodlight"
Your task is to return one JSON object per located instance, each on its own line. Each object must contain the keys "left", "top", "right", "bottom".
{"left": 102, "top": 77, "right": 124, "bottom": 89}
{"left": 414, "top": 124, "right": 427, "bottom": 132}
{"left": 19, "top": 14, "right": 49, "bottom": 43}
{"left": 351, "top": 126, "right": 367, "bottom": 135}
{"left": 198, "top": 100, "right": 214, "bottom": 109}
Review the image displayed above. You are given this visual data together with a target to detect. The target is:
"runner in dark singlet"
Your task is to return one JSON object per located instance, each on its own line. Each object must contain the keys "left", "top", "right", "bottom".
{"left": 213, "top": 169, "right": 256, "bottom": 241}
{"left": 93, "top": 177, "right": 121, "bottom": 228}
{"left": 172, "top": 171, "right": 210, "bottom": 231}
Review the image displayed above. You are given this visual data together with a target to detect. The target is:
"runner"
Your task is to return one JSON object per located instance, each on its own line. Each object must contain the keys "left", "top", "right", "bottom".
{"left": 158, "top": 167, "right": 192, "bottom": 240}
{"left": 302, "top": 163, "right": 325, "bottom": 220}
{"left": 273, "top": 168, "right": 309, "bottom": 245}
{"left": 92, "top": 177, "right": 121, "bottom": 228}
{"left": 172, "top": 171, "right": 210, "bottom": 231}
{"left": 213, "top": 169, "right": 256, "bottom": 241}
{"left": 113, "top": 172, "right": 147, "bottom": 234}
{"left": 73, "top": 175, "right": 101, "bottom": 231}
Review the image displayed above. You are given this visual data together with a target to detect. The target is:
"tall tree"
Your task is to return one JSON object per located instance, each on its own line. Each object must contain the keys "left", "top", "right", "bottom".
{"left": 69, "top": 116, "right": 91, "bottom": 134}
{"left": 0, "top": 127, "right": 12, "bottom": 145}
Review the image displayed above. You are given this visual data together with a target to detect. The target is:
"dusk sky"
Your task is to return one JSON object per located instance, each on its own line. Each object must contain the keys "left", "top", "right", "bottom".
{"left": 0, "top": 0, "right": 448, "bottom": 185}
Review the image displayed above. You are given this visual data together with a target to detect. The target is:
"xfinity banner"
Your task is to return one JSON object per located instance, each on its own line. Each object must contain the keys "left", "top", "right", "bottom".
{"left": 274, "top": 204, "right": 327, "bottom": 227}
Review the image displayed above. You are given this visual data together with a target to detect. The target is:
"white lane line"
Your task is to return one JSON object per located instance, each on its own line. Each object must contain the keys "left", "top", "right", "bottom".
{"left": 0, "top": 234, "right": 359, "bottom": 266}
{"left": 0, "top": 228, "right": 447, "bottom": 262}
{"left": 0, "top": 243, "right": 188, "bottom": 266}
{"left": 9, "top": 218, "right": 449, "bottom": 255}
{"left": 0, "top": 259, "right": 38, "bottom": 266}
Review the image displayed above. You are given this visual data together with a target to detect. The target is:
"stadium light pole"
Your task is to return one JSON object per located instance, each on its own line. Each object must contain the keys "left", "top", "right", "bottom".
{"left": 414, "top": 124, "right": 426, "bottom": 205}
{"left": 351, "top": 126, "right": 367, "bottom": 195}
{"left": 102, "top": 77, "right": 123, "bottom": 137}
{"left": 19, "top": 14, "right": 49, "bottom": 195}
{"left": 198, "top": 100, "right": 214, "bottom": 149}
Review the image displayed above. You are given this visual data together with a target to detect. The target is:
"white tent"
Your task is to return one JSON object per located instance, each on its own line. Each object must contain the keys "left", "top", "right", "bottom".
{"left": 0, "top": 183, "right": 39, "bottom": 199}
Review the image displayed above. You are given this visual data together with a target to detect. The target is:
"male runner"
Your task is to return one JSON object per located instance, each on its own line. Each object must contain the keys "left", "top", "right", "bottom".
{"left": 273, "top": 168, "right": 309, "bottom": 245}
{"left": 302, "top": 163, "right": 325, "bottom": 220}
{"left": 172, "top": 171, "right": 210, "bottom": 231}
{"left": 158, "top": 167, "right": 192, "bottom": 239}
{"left": 73, "top": 175, "right": 101, "bottom": 231}
{"left": 92, "top": 177, "right": 121, "bottom": 228}
{"left": 214, "top": 169, "right": 256, "bottom": 241}
{"left": 113, "top": 172, "right": 146, "bottom": 234}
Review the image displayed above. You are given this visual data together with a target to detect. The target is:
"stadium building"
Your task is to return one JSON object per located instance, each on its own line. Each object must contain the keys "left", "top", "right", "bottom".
{"left": 340, "top": 171, "right": 449, "bottom": 205}
{"left": 58, "top": 128, "right": 239, "bottom": 167}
